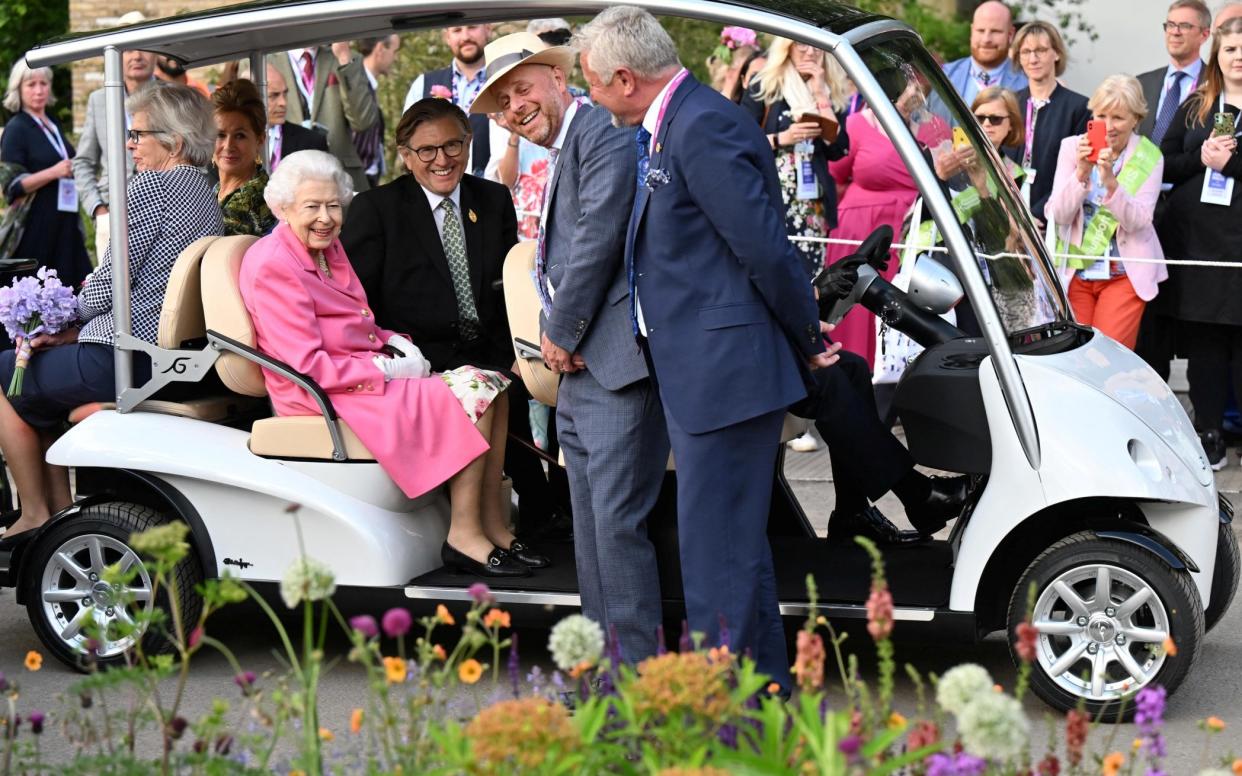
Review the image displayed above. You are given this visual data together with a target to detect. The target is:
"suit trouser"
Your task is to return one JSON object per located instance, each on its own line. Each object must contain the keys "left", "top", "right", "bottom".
{"left": 558, "top": 370, "right": 668, "bottom": 662}
{"left": 664, "top": 404, "right": 791, "bottom": 687}
{"left": 789, "top": 351, "right": 914, "bottom": 513}
{"left": 502, "top": 377, "right": 570, "bottom": 528}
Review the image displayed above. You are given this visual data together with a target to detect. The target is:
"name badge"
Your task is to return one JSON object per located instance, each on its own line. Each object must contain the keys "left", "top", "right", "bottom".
{"left": 795, "top": 141, "right": 818, "bottom": 200}
{"left": 1020, "top": 168, "right": 1036, "bottom": 208}
{"left": 1200, "top": 168, "right": 1235, "bottom": 206}
{"left": 1081, "top": 257, "right": 1110, "bottom": 281}
{"left": 57, "top": 178, "right": 78, "bottom": 213}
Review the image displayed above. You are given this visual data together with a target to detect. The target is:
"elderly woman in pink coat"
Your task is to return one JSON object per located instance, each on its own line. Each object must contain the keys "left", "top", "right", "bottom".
{"left": 240, "top": 150, "right": 543, "bottom": 579}
{"left": 1047, "top": 74, "right": 1166, "bottom": 350}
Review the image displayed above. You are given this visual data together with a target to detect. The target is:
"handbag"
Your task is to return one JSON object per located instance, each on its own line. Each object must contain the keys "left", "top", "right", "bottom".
{"left": 0, "top": 162, "right": 32, "bottom": 261}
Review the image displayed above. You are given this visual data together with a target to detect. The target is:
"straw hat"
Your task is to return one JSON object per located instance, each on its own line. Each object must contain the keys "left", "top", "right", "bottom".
{"left": 470, "top": 31, "right": 575, "bottom": 115}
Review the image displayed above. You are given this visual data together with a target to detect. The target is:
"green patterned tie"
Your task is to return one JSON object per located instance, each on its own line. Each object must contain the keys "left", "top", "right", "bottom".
{"left": 438, "top": 198, "right": 481, "bottom": 339}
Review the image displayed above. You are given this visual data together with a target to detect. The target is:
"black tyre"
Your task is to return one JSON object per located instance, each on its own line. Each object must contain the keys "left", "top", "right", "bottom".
{"left": 22, "top": 502, "right": 204, "bottom": 671}
{"left": 1205, "top": 521, "right": 1240, "bottom": 634}
{"left": 1006, "top": 531, "right": 1203, "bottom": 721}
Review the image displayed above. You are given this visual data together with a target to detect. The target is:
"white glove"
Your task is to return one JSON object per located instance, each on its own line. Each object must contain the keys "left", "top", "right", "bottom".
{"left": 372, "top": 336, "right": 431, "bottom": 381}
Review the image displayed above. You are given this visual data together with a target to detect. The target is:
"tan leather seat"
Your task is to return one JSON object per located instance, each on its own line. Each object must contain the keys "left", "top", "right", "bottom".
{"left": 200, "top": 235, "right": 376, "bottom": 461}
{"left": 502, "top": 241, "right": 559, "bottom": 406}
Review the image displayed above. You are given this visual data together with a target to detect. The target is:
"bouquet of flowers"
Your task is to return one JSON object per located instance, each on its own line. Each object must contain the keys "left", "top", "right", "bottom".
{"left": 0, "top": 268, "right": 78, "bottom": 397}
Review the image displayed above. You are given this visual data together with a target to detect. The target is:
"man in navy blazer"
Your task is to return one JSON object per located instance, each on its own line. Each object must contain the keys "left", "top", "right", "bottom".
{"left": 577, "top": 7, "right": 839, "bottom": 687}
{"left": 941, "top": 1, "right": 1026, "bottom": 105}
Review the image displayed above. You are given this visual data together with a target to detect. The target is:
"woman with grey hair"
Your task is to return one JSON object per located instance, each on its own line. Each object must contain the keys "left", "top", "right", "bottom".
{"left": 240, "top": 150, "right": 532, "bottom": 578}
{"left": 0, "top": 80, "right": 222, "bottom": 545}
{"left": 1, "top": 60, "right": 91, "bottom": 297}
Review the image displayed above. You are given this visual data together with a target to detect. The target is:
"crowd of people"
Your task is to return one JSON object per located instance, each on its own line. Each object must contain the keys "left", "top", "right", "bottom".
{"left": 0, "top": 0, "right": 1241, "bottom": 688}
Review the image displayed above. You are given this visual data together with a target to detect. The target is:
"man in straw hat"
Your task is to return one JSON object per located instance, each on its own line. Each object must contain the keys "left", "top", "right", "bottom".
{"left": 473, "top": 31, "right": 670, "bottom": 662}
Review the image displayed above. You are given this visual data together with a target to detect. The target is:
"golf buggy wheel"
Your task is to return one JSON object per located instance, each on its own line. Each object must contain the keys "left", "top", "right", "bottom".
{"left": 1205, "top": 520, "right": 1240, "bottom": 633}
{"left": 23, "top": 502, "right": 204, "bottom": 671}
{"left": 1006, "top": 531, "right": 1203, "bottom": 721}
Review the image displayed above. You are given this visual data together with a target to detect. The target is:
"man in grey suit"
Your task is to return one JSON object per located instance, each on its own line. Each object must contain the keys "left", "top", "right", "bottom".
{"left": 473, "top": 32, "right": 670, "bottom": 661}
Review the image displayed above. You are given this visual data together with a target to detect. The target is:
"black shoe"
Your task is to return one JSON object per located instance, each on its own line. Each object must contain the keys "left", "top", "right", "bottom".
{"left": 906, "top": 475, "right": 971, "bottom": 538}
{"left": 520, "top": 507, "right": 574, "bottom": 542}
{"left": 0, "top": 526, "right": 40, "bottom": 553}
{"left": 826, "top": 505, "right": 925, "bottom": 546}
{"left": 440, "top": 542, "right": 531, "bottom": 578}
{"left": 1200, "top": 430, "right": 1227, "bottom": 471}
{"left": 504, "top": 540, "right": 550, "bottom": 568}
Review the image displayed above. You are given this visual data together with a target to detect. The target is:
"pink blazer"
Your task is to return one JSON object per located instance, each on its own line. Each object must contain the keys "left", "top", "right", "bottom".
{"left": 239, "top": 223, "right": 488, "bottom": 498}
{"left": 1046, "top": 133, "right": 1167, "bottom": 301}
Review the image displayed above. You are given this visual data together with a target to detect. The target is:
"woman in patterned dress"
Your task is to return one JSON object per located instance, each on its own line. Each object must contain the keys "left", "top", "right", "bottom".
{"left": 240, "top": 150, "right": 540, "bottom": 579}
{"left": 0, "top": 82, "right": 223, "bottom": 543}
{"left": 211, "top": 79, "right": 276, "bottom": 237}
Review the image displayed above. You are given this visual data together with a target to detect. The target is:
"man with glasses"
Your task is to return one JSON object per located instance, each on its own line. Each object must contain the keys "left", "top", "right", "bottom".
{"left": 341, "top": 98, "right": 570, "bottom": 547}
{"left": 941, "top": 1, "right": 1026, "bottom": 105}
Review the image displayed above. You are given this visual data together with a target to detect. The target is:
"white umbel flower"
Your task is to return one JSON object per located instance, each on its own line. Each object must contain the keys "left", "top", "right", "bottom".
{"left": 547, "top": 614, "right": 605, "bottom": 672}
{"left": 935, "top": 663, "right": 994, "bottom": 715}
{"left": 957, "top": 690, "right": 1030, "bottom": 761}
{"left": 280, "top": 556, "right": 336, "bottom": 608}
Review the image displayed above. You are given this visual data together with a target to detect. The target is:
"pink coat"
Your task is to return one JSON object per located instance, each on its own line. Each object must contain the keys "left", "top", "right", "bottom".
{"left": 1046, "top": 133, "right": 1167, "bottom": 301}
{"left": 239, "top": 223, "right": 488, "bottom": 497}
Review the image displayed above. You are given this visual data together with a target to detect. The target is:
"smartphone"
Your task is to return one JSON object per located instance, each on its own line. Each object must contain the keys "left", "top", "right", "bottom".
{"left": 952, "top": 126, "right": 970, "bottom": 150}
{"left": 1086, "top": 120, "right": 1106, "bottom": 163}
{"left": 1214, "top": 111, "right": 1237, "bottom": 138}
{"left": 797, "top": 112, "right": 839, "bottom": 143}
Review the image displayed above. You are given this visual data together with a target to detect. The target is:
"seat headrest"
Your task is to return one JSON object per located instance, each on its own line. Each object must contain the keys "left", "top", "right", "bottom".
{"left": 158, "top": 235, "right": 221, "bottom": 349}
{"left": 200, "top": 234, "right": 266, "bottom": 397}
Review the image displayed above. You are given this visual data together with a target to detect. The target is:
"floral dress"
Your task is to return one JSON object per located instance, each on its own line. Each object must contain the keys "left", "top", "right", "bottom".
{"left": 217, "top": 169, "right": 277, "bottom": 237}
{"left": 438, "top": 365, "right": 510, "bottom": 423}
{"left": 774, "top": 127, "right": 829, "bottom": 279}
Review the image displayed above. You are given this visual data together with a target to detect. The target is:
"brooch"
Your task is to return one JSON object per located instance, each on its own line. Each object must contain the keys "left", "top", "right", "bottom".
{"left": 468, "top": 208, "right": 478, "bottom": 223}
{"left": 644, "top": 168, "right": 671, "bottom": 191}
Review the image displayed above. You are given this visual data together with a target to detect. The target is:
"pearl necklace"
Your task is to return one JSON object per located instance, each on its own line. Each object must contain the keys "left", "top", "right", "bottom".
{"left": 314, "top": 250, "right": 332, "bottom": 278}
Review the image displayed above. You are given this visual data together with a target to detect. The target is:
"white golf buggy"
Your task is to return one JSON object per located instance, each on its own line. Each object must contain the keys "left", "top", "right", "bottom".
{"left": 3, "top": 0, "right": 1235, "bottom": 719}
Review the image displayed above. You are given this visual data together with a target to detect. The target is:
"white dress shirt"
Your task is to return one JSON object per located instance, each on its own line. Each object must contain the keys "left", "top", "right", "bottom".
{"left": 422, "top": 183, "right": 463, "bottom": 237}
{"left": 1155, "top": 59, "right": 1204, "bottom": 120}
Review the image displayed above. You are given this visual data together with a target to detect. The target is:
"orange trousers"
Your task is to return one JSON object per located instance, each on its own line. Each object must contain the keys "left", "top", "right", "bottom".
{"left": 1067, "top": 274, "right": 1146, "bottom": 349}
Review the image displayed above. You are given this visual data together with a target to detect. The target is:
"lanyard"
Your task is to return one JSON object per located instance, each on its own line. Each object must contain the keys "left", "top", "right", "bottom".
{"left": 648, "top": 69, "right": 691, "bottom": 154}
{"left": 1022, "top": 98, "right": 1045, "bottom": 170}
{"left": 28, "top": 113, "right": 68, "bottom": 160}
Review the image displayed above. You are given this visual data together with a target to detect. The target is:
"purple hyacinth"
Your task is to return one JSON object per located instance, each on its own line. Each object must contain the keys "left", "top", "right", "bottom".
{"left": 925, "top": 752, "right": 987, "bottom": 776}
{"left": 508, "top": 632, "right": 521, "bottom": 698}
{"left": 1134, "top": 685, "right": 1166, "bottom": 732}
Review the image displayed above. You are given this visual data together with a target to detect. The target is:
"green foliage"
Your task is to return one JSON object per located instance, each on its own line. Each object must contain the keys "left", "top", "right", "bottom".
{"left": 0, "top": 0, "right": 72, "bottom": 127}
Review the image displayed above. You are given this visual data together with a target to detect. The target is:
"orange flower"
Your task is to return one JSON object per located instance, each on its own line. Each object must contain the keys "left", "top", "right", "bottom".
{"left": 1205, "top": 715, "right": 1227, "bottom": 732}
{"left": 436, "top": 604, "right": 455, "bottom": 626}
{"left": 459, "top": 658, "right": 484, "bottom": 684}
{"left": 382, "top": 656, "right": 407, "bottom": 684}
{"left": 289, "top": 771, "right": 306, "bottom": 776}
{"left": 349, "top": 708, "right": 364, "bottom": 734}
{"left": 432, "top": 644, "right": 447, "bottom": 661}
{"left": 482, "top": 609, "right": 511, "bottom": 629}
{"left": 1231, "top": 758, "right": 1242, "bottom": 775}
{"left": 568, "top": 660, "right": 593, "bottom": 679}
{"left": 1102, "top": 752, "right": 1125, "bottom": 776}
{"left": 467, "top": 698, "right": 577, "bottom": 775}
{"left": 24, "top": 651, "right": 42, "bottom": 672}
{"left": 630, "top": 652, "right": 736, "bottom": 719}
{"left": 1162, "top": 636, "right": 1178, "bottom": 656}
{"left": 766, "top": 682, "right": 781, "bottom": 695}
{"left": 318, "top": 727, "right": 334, "bottom": 741}
{"left": 887, "top": 711, "right": 907, "bottom": 730}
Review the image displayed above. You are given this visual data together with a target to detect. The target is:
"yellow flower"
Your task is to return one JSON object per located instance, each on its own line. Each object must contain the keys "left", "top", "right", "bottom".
{"left": 24, "top": 651, "right": 42, "bottom": 672}
{"left": 815, "top": 615, "right": 828, "bottom": 626}
{"left": 467, "top": 698, "right": 578, "bottom": 775}
{"left": 459, "top": 658, "right": 484, "bottom": 684}
{"left": 1131, "top": 738, "right": 1143, "bottom": 750}
{"left": 630, "top": 652, "right": 736, "bottom": 720}
{"left": 482, "top": 609, "right": 511, "bottom": 629}
{"left": 435, "top": 604, "right": 455, "bottom": 626}
{"left": 289, "top": 771, "right": 306, "bottom": 776}
{"left": 382, "top": 656, "right": 407, "bottom": 684}
{"left": 1205, "top": 715, "right": 1227, "bottom": 732}
{"left": 349, "top": 708, "right": 364, "bottom": 734}
{"left": 887, "top": 711, "right": 908, "bottom": 730}
{"left": 318, "top": 727, "right": 334, "bottom": 741}
{"left": 432, "top": 644, "right": 447, "bottom": 661}
{"left": 1102, "top": 752, "right": 1125, "bottom": 776}
{"left": 1162, "top": 636, "right": 1178, "bottom": 656}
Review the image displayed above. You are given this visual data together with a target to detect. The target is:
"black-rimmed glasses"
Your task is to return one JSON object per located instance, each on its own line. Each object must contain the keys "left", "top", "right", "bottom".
{"left": 402, "top": 139, "right": 466, "bottom": 163}
{"left": 126, "top": 128, "right": 165, "bottom": 143}
{"left": 1162, "top": 21, "right": 1202, "bottom": 33}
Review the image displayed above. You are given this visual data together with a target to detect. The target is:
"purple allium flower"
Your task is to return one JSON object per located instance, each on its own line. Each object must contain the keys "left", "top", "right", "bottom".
{"left": 467, "top": 582, "right": 494, "bottom": 604}
{"left": 349, "top": 615, "right": 379, "bottom": 639}
{"left": 234, "top": 671, "right": 257, "bottom": 694}
{"left": 28, "top": 711, "right": 44, "bottom": 735}
{"left": 381, "top": 607, "right": 413, "bottom": 638}
{"left": 838, "top": 735, "right": 862, "bottom": 756}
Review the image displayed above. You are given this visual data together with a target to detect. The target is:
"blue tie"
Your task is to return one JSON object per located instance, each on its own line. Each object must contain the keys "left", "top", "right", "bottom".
{"left": 1151, "top": 71, "right": 1187, "bottom": 145}
{"left": 635, "top": 126, "right": 651, "bottom": 190}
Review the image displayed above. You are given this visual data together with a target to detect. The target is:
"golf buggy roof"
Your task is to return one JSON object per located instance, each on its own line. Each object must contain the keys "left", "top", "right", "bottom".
{"left": 24, "top": 0, "right": 895, "bottom": 69}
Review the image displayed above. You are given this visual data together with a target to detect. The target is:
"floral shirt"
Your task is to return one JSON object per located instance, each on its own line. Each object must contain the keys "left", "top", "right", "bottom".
{"left": 217, "top": 169, "right": 276, "bottom": 237}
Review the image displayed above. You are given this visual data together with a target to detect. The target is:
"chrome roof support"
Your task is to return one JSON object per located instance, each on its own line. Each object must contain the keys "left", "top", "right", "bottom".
{"left": 103, "top": 46, "right": 133, "bottom": 400}
{"left": 250, "top": 50, "right": 269, "bottom": 169}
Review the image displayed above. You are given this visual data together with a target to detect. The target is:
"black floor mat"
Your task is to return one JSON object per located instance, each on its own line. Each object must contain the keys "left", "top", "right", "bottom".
{"left": 409, "top": 536, "right": 954, "bottom": 609}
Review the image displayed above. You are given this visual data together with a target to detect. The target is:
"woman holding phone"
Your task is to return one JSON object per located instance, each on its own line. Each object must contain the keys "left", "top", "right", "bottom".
{"left": 1047, "top": 74, "right": 1166, "bottom": 351}
{"left": 1156, "top": 17, "right": 1242, "bottom": 469}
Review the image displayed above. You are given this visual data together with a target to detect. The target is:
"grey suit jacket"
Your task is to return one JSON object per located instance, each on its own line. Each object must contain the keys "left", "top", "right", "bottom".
{"left": 269, "top": 48, "right": 379, "bottom": 193}
{"left": 73, "top": 86, "right": 140, "bottom": 216}
{"left": 1137, "top": 62, "right": 1204, "bottom": 138}
{"left": 542, "top": 103, "right": 647, "bottom": 392}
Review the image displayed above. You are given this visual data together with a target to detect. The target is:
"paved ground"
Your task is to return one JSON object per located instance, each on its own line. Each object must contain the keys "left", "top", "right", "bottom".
{"left": 1, "top": 362, "right": 1240, "bottom": 770}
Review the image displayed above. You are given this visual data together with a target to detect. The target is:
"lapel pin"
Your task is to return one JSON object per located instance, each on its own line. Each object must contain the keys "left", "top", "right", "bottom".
{"left": 656, "top": 142, "right": 662, "bottom": 153}
{"left": 468, "top": 208, "right": 478, "bottom": 223}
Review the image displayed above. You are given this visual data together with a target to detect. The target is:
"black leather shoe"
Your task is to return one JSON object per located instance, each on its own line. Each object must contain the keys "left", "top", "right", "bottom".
{"left": 504, "top": 540, "right": 550, "bottom": 569}
{"left": 906, "top": 475, "right": 971, "bottom": 537}
{"left": 826, "top": 505, "right": 925, "bottom": 546}
{"left": 441, "top": 542, "right": 531, "bottom": 578}
{"left": 0, "top": 526, "right": 40, "bottom": 553}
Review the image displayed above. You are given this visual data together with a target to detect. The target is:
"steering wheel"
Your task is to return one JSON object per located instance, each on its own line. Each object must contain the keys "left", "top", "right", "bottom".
{"left": 816, "top": 225, "right": 893, "bottom": 323}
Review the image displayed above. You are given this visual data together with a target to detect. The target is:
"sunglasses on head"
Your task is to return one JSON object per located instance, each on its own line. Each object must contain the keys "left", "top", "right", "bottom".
{"left": 973, "top": 114, "right": 1008, "bottom": 126}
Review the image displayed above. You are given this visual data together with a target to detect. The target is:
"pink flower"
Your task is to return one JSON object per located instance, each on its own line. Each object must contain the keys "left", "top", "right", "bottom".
{"left": 349, "top": 614, "right": 379, "bottom": 639}
{"left": 866, "top": 585, "right": 894, "bottom": 641}
{"left": 430, "top": 84, "right": 452, "bottom": 100}
{"left": 467, "top": 582, "right": 494, "bottom": 604}
{"left": 720, "top": 26, "right": 757, "bottom": 50}
{"left": 381, "top": 607, "right": 413, "bottom": 638}
{"left": 475, "top": 398, "right": 491, "bottom": 417}
{"left": 188, "top": 626, "right": 204, "bottom": 649}
{"left": 792, "top": 629, "right": 825, "bottom": 691}
{"left": 1014, "top": 621, "right": 1038, "bottom": 663}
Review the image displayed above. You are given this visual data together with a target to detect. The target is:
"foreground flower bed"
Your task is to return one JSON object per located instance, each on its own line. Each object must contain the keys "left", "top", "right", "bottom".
{"left": 0, "top": 525, "right": 1237, "bottom": 774}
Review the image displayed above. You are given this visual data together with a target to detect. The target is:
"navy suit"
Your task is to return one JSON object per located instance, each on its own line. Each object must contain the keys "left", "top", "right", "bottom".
{"left": 626, "top": 75, "right": 824, "bottom": 684}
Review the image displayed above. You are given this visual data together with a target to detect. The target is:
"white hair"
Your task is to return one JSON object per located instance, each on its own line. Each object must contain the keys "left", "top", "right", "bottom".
{"left": 264, "top": 150, "right": 355, "bottom": 213}
{"left": 3, "top": 60, "right": 56, "bottom": 113}
{"left": 574, "top": 6, "right": 680, "bottom": 85}
{"left": 125, "top": 80, "right": 215, "bottom": 166}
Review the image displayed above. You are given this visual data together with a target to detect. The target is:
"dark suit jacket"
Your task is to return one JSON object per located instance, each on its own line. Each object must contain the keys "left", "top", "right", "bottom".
{"left": 1137, "top": 61, "right": 1205, "bottom": 138}
{"left": 281, "top": 121, "right": 329, "bottom": 156}
{"left": 1003, "top": 84, "right": 1090, "bottom": 223}
{"left": 340, "top": 173, "right": 518, "bottom": 372}
{"left": 626, "top": 75, "right": 824, "bottom": 434}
